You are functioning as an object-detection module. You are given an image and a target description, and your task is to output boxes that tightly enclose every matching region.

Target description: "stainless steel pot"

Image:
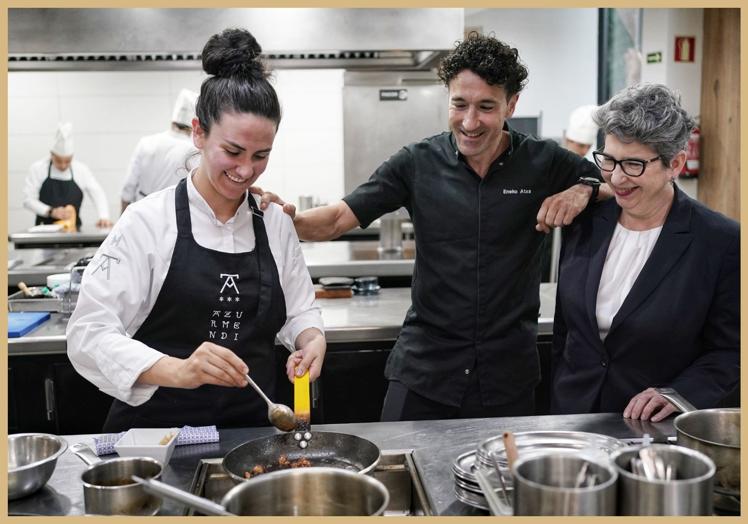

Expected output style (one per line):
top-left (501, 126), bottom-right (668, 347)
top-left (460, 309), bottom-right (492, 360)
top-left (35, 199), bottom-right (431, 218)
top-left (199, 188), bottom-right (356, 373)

top-left (135, 466), bottom-right (390, 516)
top-left (656, 388), bottom-right (740, 497)
top-left (71, 442), bottom-right (163, 516)
top-left (222, 431), bottom-right (381, 482)
top-left (8, 433), bottom-right (68, 500)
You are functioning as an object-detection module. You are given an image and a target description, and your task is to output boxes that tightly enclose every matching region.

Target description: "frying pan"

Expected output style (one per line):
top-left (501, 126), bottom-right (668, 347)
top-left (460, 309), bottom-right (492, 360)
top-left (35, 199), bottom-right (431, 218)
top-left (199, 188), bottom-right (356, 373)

top-left (222, 431), bottom-right (380, 483)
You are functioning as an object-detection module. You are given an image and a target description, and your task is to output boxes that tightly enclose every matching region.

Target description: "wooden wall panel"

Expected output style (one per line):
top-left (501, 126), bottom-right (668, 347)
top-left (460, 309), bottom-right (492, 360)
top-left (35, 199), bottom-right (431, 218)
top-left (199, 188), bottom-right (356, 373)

top-left (698, 8), bottom-right (740, 221)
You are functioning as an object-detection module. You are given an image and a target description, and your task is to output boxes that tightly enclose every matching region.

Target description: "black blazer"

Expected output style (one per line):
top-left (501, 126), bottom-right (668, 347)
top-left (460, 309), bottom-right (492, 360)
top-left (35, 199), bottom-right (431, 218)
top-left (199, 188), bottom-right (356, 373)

top-left (551, 186), bottom-right (739, 414)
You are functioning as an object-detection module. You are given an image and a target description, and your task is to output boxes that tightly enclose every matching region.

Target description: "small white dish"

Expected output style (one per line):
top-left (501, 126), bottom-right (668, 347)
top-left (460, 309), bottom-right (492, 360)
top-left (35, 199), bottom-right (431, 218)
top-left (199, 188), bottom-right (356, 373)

top-left (114, 427), bottom-right (179, 465)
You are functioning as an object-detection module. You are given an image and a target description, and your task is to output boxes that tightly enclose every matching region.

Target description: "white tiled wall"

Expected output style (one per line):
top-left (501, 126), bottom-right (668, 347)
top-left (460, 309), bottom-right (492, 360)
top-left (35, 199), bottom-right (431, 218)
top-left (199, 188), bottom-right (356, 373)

top-left (7, 69), bottom-right (344, 233)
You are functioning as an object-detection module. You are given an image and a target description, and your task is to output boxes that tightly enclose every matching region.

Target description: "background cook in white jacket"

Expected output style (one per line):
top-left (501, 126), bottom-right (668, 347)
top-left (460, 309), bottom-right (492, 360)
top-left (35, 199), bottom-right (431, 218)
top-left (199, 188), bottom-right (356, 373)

top-left (24, 122), bottom-right (112, 228)
top-left (67, 175), bottom-right (324, 406)
top-left (120, 88), bottom-right (199, 212)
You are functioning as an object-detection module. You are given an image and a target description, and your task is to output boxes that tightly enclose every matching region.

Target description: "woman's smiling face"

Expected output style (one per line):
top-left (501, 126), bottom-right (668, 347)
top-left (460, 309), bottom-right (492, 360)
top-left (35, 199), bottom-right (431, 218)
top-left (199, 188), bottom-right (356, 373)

top-left (193, 111), bottom-right (276, 206)
top-left (600, 134), bottom-right (683, 224)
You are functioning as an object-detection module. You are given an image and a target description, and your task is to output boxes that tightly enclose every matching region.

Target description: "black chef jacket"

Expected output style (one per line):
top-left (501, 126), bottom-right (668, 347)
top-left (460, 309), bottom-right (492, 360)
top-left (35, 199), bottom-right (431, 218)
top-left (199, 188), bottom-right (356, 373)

top-left (343, 126), bottom-right (600, 407)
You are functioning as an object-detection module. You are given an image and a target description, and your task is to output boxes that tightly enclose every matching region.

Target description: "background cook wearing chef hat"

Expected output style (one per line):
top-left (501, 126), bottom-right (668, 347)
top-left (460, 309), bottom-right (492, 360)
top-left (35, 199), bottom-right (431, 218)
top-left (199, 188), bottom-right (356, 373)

top-left (563, 104), bottom-right (599, 159)
top-left (51, 121), bottom-right (74, 157)
top-left (120, 88), bottom-right (199, 211)
top-left (171, 88), bottom-right (199, 130)
top-left (22, 121), bottom-right (113, 230)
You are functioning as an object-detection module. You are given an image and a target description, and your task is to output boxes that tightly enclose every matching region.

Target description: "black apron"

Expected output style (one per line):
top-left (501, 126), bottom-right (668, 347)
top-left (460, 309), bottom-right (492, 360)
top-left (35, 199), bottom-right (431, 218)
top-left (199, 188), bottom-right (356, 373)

top-left (36, 160), bottom-right (84, 229)
top-left (103, 178), bottom-right (287, 432)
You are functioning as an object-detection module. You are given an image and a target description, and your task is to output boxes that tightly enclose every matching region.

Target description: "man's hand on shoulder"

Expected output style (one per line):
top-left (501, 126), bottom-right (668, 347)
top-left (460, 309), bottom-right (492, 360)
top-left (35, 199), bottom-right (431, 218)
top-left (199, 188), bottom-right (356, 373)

top-left (535, 184), bottom-right (593, 234)
top-left (249, 186), bottom-right (297, 218)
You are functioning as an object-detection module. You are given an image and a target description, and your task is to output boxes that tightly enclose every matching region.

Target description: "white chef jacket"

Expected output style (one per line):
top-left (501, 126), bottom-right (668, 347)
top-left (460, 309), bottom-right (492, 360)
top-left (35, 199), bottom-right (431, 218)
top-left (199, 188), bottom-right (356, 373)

top-left (23, 157), bottom-right (111, 220)
top-left (67, 173), bottom-right (324, 406)
top-left (120, 129), bottom-right (197, 203)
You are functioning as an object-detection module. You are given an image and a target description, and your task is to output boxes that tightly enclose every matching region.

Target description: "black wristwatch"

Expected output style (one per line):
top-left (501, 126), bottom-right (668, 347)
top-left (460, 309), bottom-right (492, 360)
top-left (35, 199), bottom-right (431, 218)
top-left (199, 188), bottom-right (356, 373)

top-left (577, 176), bottom-right (601, 203)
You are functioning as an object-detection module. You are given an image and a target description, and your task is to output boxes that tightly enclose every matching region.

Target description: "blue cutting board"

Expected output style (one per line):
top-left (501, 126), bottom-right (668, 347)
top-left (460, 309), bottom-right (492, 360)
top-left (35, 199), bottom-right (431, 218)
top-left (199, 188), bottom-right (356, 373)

top-left (8, 312), bottom-right (51, 338)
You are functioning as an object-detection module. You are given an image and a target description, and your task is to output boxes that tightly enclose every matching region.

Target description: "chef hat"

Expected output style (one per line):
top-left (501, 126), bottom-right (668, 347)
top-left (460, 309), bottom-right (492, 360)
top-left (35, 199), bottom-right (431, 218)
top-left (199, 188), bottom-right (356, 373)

top-left (566, 105), bottom-right (599, 145)
top-left (51, 122), bottom-right (74, 156)
top-left (171, 89), bottom-right (199, 127)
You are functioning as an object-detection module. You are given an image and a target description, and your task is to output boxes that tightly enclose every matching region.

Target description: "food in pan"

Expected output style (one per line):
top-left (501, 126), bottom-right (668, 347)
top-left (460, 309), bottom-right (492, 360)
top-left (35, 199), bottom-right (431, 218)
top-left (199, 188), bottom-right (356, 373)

top-left (243, 454), bottom-right (313, 478)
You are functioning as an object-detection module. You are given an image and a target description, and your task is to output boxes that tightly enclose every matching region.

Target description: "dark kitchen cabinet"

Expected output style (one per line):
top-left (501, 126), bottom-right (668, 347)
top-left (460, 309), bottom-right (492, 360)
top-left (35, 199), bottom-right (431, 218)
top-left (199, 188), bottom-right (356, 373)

top-left (8, 357), bottom-right (55, 434)
top-left (50, 361), bottom-right (114, 434)
top-left (8, 354), bottom-right (112, 434)
top-left (316, 342), bottom-right (392, 424)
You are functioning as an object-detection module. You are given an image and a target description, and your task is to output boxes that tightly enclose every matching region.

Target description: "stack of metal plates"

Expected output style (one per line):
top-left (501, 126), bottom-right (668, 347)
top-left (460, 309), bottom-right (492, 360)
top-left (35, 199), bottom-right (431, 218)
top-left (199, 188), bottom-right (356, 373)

top-left (453, 431), bottom-right (626, 512)
top-left (451, 449), bottom-right (490, 510)
top-left (477, 431), bottom-right (625, 476)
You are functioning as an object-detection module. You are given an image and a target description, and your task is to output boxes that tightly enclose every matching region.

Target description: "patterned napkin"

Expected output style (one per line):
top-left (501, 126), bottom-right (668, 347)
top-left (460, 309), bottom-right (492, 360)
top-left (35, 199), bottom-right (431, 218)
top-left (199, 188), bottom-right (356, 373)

top-left (92, 425), bottom-right (219, 456)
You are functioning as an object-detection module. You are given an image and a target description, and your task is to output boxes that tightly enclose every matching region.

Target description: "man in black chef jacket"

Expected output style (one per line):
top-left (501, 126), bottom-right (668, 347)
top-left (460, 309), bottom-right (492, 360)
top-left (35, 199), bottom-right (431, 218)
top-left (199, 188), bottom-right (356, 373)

top-left (262, 33), bottom-right (609, 421)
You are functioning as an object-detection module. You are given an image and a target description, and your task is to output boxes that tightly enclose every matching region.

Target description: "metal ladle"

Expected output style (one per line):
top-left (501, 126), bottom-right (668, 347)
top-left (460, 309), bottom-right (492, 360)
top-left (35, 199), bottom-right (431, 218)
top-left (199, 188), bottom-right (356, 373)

top-left (245, 373), bottom-right (297, 431)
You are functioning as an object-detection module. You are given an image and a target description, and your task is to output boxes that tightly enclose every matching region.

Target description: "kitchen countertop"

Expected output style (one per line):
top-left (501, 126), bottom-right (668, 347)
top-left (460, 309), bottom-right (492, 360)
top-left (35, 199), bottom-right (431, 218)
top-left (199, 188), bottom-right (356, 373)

top-left (9, 227), bottom-right (112, 249)
top-left (8, 285), bottom-right (556, 356)
top-left (8, 247), bottom-right (98, 287)
top-left (8, 412), bottom-right (675, 516)
top-left (301, 239), bottom-right (415, 278)
top-left (9, 240), bottom-right (416, 287)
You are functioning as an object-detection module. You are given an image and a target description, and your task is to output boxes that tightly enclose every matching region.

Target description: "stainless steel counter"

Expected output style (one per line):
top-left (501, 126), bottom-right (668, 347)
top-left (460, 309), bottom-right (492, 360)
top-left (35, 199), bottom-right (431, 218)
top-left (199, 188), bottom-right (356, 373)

top-left (7, 413), bottom-right (675, 516)
top-left (8, 247), bottom-right (98, 287)
top-left (301, 240), bottom-right (415, 278)
top-left (9, 226), bottom-right (112, 249)
top-left (8, 240), bottom-right (414, 288)
top-left (8, 285), bottom-right (556, 355)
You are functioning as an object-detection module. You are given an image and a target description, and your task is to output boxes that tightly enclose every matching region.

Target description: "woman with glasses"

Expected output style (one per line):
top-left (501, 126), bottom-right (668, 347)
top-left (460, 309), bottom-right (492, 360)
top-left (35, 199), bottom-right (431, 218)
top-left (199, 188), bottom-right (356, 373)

top-left (550, 83), bottom-right (739, 421)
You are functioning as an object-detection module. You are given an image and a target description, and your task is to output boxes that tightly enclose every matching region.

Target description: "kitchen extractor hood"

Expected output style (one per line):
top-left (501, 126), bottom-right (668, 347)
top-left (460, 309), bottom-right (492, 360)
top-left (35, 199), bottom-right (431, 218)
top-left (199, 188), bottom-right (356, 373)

top-left (9, 8), bottom-right (464, 71)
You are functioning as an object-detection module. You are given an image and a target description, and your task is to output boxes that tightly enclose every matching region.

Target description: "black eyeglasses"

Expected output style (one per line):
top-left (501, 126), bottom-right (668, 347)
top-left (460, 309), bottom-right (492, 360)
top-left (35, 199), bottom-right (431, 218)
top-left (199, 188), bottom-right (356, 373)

top-left (592, 151), bottom-right (661, 177)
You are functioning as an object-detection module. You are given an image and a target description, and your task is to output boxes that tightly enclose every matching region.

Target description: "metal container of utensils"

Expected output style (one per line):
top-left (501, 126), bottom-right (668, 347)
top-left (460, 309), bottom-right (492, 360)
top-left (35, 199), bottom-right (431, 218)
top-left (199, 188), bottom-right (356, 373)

top-left (511, 452), bottom-right (618, 516)
top-left (611, 443), bottom-right (715, 515)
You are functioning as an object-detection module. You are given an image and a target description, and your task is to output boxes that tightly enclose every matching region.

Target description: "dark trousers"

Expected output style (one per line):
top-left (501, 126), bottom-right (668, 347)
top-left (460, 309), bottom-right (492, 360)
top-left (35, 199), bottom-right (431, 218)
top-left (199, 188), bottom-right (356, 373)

top-left (380, 376), bottom-right (535, 422)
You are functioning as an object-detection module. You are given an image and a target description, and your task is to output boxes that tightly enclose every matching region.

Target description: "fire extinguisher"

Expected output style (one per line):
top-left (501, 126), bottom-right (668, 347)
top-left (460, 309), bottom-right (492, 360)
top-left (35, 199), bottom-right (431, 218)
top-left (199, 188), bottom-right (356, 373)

top-left (681, 126), bottom-right (700, 178)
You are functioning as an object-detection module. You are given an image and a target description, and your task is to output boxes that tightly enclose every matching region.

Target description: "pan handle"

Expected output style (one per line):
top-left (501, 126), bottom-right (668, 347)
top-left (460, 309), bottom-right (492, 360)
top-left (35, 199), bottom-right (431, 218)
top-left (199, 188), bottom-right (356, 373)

top-left (655, 387), bottom-right (697, 413)
top-left (70, 442), bottom-right (102, 466)
top-left (131, 475), bottom-right (234, 516)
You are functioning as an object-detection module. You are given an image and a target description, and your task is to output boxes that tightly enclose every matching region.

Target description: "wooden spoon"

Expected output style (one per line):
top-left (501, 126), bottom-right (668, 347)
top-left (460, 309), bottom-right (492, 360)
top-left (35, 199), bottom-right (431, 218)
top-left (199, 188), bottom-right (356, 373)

top-left (502, 431), bottom-right (519, 472)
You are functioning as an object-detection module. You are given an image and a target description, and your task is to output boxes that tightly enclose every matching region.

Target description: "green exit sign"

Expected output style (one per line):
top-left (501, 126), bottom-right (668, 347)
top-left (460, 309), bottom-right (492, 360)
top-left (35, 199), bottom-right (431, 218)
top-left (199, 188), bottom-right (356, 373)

top-left (647, 52), bottom-right (663, 64)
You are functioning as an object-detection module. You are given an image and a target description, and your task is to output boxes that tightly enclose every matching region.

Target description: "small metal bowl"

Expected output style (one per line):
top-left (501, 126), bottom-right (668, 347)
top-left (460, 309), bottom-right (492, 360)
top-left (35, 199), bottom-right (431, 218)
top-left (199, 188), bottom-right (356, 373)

top-left (8, 433), bottom-right (68, 500)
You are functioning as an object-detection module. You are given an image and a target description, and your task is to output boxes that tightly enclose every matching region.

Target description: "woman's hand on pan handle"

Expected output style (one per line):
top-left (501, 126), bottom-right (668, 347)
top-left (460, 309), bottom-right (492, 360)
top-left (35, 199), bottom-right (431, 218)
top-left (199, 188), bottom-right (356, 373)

top-left (286, 328), bottom-right (327, 383)
top-left (139, 342), bottom-right (250, 389)
top-left (623, 387), bottom-right (678, 422)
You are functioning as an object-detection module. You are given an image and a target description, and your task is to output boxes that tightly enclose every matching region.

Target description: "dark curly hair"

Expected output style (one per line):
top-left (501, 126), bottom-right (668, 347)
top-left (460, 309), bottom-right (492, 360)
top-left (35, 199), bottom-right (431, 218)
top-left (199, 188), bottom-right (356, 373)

top-left (438, 32), bottom-right (528, 98)
top-left (196, 28), bottom-right (281, 134)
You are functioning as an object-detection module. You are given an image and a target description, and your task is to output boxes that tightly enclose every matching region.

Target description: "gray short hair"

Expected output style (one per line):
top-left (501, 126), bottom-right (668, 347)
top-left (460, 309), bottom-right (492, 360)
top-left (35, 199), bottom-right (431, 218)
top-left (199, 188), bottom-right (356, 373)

top-left (594, 83), bottom-right (695, 164)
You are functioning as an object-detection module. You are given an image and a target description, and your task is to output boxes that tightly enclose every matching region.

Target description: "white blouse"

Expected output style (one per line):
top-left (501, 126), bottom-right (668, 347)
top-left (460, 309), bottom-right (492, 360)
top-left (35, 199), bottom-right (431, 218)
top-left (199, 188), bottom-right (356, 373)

top-left (67, 173), bottom-right (323, 406)
top-left (596, 222), bottom-right (663, 340)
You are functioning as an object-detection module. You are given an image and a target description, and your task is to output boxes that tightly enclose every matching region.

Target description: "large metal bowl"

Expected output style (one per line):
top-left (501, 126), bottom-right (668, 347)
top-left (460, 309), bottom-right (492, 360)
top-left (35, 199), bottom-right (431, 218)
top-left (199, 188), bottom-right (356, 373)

top-left (8, 433), bottom-right (68, 500)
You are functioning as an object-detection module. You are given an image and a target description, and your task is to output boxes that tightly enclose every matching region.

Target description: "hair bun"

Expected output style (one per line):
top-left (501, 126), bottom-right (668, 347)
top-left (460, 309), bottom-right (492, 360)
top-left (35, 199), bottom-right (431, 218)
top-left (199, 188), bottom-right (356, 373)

top-left (202, 28), bottom-right (265, 79)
